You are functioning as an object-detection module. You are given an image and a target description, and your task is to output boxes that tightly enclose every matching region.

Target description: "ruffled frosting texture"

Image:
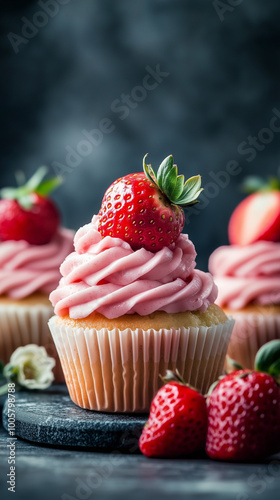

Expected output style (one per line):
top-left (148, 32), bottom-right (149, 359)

top-left (209, 241), bottom-right (280, 309)
top-left (0, 229), bottom-right (74, 299)
top-left (50, 216), bottom-right (217, 319)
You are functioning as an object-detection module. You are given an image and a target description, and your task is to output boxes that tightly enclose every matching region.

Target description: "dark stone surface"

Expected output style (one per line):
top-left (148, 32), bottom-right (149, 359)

top-left (1, 387), bottom-right (280, 500)
top-left (0, 421), bottom-right (280, 500)
top-left (2, 385), bottom-right (147, 451)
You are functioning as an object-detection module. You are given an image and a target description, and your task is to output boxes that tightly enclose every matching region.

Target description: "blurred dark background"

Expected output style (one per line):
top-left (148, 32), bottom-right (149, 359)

top-left (1, 0), bottom-right (280, 270)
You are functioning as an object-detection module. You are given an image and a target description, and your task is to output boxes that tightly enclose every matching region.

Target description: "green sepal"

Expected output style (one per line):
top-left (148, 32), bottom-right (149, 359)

top-left (255, 340), bottom-right (280, 381)
top-left (176, 175), bottom-right (203, 206)
top-left (16, 195), bottom-right (34, 210)
top-left (224, 355), bottom-right (243, 374)
top-left (170, 174), bottom-right (184, 201)
top-left (143, 154), bottom-right (157, 185)
top-left (160, 369), bottom-right (186, 385)
top-left (35, 176), bottom-right (62, 196)
top-left (157, 155), bottom-right (174, 192)
top-left (162, 165), bottom-right (178, 200)
top-left (143, 154), bottom-right (203, 207)
top-left (242, 175), bottom-right (280, 194)
top-left (0, 186), bottom-right (26, 200)
top-left (0, 166), bottom-right (62, 210)
top-left (160, 369), bottom-right (199, 392)
top-left (25, 166), bottom-right (49, 192)
top-left (205, 375), bottom-right (225, 399)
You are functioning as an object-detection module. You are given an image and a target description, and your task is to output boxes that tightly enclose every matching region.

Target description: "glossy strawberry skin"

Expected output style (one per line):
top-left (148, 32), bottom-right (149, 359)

top-left (98, 173), bottom-right (185, 252)
top-left (0, 194), bottom-right (60, 245)
top-left (228, 191), bottom-right (280, 245)
top-left (206, 370), bottom-right (280, 461)
top-left (139, 382), bottom-right (207, 457)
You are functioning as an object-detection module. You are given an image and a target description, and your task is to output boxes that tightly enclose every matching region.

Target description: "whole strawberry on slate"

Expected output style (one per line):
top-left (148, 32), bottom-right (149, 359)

top-left (206, 340), bottom-right (280, 461)
top-left (139, 371), bottom-right (207, 458)
top-left (228, 176), bottom-right (280, 246)
top-left (98, 154), bottom-right (202, 252)
top-left (0, 167), bottom-right (61, 245)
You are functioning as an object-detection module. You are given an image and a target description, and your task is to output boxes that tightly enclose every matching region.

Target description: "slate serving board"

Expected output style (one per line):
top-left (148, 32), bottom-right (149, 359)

top-left (2, 384), bottom-right (148, 451)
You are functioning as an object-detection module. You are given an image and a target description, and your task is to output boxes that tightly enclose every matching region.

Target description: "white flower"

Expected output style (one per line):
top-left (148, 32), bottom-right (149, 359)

top-left (4, 344), bottom-right (55, 389)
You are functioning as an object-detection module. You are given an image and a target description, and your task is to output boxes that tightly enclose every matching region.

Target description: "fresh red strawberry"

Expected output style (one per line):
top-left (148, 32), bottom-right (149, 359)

top-left (98, 154), bottom-right (202, 252)
top-left (206, 340), bottom-right (280, 461)
top-left (0, 167), bottom-right (61, 245)
top-left (139, 371), bottom-right (207, 457)
top-left (228, 176), bottom-right (280, 245)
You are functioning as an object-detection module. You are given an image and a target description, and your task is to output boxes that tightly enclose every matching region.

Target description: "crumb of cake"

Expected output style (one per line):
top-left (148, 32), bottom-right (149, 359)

top-left (0, 293), bottom-right (52, 307)
top-left (56, 303), bottom-right (228, 331)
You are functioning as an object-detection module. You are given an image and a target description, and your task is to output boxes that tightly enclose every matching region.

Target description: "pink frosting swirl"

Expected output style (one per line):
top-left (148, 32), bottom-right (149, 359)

top-left (50, 216), bottom-right (217, 319)
top-left (0, 229), bottom-right (74, 299)
top-left (209, 241), bottom-right (280, 309)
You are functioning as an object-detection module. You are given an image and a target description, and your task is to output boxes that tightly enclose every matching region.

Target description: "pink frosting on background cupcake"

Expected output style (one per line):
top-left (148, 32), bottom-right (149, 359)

top-left (209, 241), bottom-right (280, 309)
top-left (0, 228), bottom-right (74, 299)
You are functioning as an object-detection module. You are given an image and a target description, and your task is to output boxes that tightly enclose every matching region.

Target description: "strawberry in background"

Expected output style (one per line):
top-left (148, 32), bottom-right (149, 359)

top-left (0, 166), bottom-right (61, 245)
top-left (206, 340), bottom-right (280, 461)
top-left (0, 167), bottom-right (73, 383)
top-left (228, 176), bottom-right (280, 246)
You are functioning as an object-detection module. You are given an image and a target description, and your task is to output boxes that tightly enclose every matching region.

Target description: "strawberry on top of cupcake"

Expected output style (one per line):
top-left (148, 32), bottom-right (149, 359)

top-left (0, 167), bottom-right (74, 299)
top-left (50, 154), bottom-right (218, 319)
top-left (0, 167), bottom-right (74, 381)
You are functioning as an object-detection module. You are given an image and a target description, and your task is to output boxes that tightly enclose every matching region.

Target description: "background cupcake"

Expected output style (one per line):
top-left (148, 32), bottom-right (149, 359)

top-left (49, 155), bottom-right (234, 412)
top-left (209, 177), bottom-right (280, 369)
top-left (0, 167), bottom-right (74, 380)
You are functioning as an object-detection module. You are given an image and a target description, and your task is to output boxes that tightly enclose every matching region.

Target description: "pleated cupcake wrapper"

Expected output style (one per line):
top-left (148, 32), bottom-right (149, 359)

top-left (226, 312), bottom-right (280, 370)
top-left (49, 316), bottom-right (234, 413)
top-left (0, 303), bottom-right (64, 381)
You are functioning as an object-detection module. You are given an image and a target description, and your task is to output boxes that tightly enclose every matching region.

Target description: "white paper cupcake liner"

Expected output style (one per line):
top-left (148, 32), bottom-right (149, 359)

top-left (49, 316), bottom-right (234, 413)
top-left (225, 312), bottom-right (280, 369)
top-left (0, 303), bottom-right (63, 381)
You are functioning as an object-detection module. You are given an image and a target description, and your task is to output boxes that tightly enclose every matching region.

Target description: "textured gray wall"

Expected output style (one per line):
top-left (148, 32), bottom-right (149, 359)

top-left (1, 0), bottom-right (280, 270)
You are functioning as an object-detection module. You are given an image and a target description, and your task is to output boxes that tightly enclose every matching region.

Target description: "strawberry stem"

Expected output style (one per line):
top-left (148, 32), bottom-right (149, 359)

top-left (205, 375), bottom-right (225, 399)
top-left (255, 340), bottom-right (280, 383)
top-left (160, 369), bottom-right (199, 392)
top-left (242, 175), bottom-right (280, 194)
top-left (224, 355), bottom-right (244, 374)
top-left (0, 167), bottom-right (62, 210)
top-left (143, 154), bottom-right (203, 207)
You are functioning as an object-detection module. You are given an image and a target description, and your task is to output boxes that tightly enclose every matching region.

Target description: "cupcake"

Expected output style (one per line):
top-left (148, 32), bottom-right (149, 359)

top-left (49, 154), bottom-right (234, 412)
top-left (209, 176), bottom-right (280, 369)
top-left (0, 167), bottom-right (74, 380)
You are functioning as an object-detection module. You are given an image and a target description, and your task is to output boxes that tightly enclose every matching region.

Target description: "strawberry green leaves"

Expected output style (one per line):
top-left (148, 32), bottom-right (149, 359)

top-left (0, 167), bottom-right (62, 210)
top-left (143, 154), bottom-right (203, 207)
top-left (143, 154), bottom-right (157, 185)
top-left (255, 339), bottom-right (280, 383)
top-left (242, 175), bottom-right (280, 194)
